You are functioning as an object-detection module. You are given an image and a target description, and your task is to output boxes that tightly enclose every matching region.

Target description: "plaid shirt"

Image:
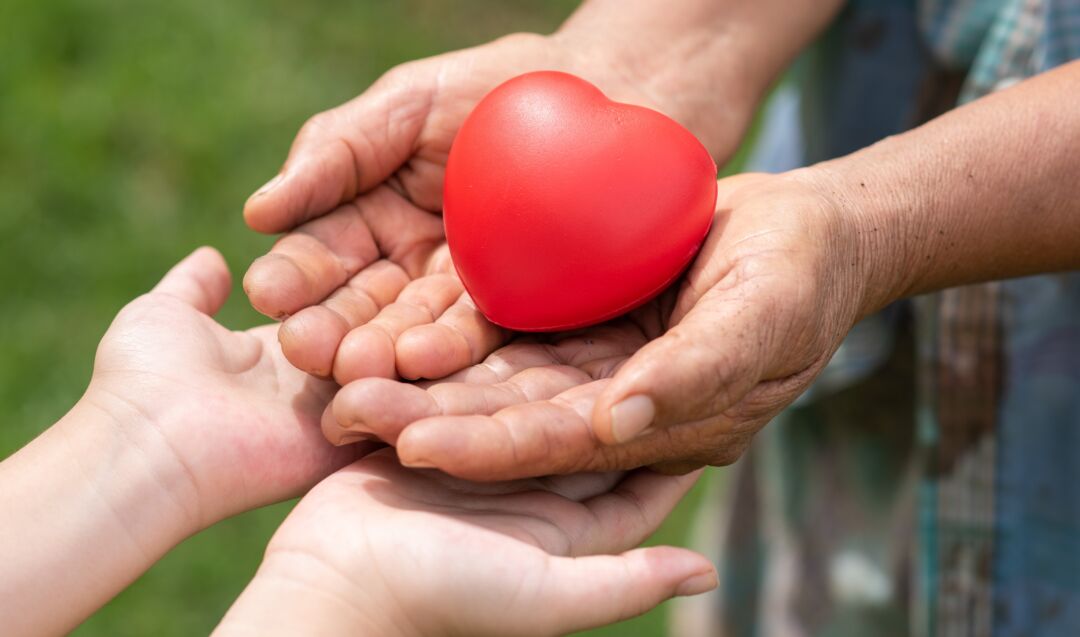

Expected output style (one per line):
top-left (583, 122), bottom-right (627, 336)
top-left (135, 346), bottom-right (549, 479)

top-left (672, 2), bottom-right (1080, 636)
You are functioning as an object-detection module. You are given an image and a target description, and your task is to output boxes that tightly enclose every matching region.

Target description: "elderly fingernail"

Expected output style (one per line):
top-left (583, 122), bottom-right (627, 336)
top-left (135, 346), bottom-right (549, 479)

top-left (610, 395), bottom-right (656, 444)
top-left (675, 570), bottom-right (718, 597)
top-left (401, 456), bottom-right (437, 469)
top-left (253, 173), bottom-right (284, 198)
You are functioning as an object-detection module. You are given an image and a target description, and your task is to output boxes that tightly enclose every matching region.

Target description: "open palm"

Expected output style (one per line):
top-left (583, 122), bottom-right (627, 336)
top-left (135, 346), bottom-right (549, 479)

top-left (89, 248), bottom-right (364, 526)
top-left (219, 450), bottom-right (714, 637)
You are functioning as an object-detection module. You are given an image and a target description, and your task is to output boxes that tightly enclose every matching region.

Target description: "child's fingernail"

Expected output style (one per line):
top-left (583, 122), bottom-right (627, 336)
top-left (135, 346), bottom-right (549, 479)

top-left (252, 173), bottom-right (284, 198)
top-left (675, 570), bottom-right (718, 597)
top-left (610, 395), bottom-right (656, 444)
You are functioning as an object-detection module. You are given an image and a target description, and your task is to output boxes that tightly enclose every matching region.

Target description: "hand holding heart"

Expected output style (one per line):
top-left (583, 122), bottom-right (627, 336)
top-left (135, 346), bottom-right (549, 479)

top-left (241, 34), bottom-right (693, 385)
top-left (326, 173), bottom-right (868, 479)
top-left (241, 39), bottom-right (862, 475)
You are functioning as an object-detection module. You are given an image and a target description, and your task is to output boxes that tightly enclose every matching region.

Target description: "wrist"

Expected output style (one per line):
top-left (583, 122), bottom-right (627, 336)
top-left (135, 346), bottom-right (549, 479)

top-left (550, 16), bottom-right (760, 160)
top-left (787, 159), bottom-right (917, 319)
top-left (216, 549), bottom-right (412, 637)
top-left (75, 386), bottom-right (207, 532)
top-left (0, 397), bottom-right (201, 635)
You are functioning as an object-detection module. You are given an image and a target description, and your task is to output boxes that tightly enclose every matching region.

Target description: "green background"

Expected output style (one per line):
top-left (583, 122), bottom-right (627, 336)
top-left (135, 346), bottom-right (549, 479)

top-left (1, 1), bottom-right (744, 634)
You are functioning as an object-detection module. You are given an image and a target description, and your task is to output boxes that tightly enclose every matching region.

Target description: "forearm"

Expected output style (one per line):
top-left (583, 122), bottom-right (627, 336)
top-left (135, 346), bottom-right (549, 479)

top-left (803, 60), bottom-right (1080, 315)
top-left (554, 0), bottom-right (844, 156)
top-left (0, 399), bottom-right (198, 635)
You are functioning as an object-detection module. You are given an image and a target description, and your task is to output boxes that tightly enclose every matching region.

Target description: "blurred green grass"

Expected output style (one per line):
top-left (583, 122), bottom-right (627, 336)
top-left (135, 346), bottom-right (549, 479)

top-left (1, 1), bottom-right (743, 634)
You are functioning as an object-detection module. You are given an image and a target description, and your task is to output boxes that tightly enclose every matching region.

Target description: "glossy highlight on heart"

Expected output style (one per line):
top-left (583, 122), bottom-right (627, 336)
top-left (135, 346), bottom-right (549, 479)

top-left (443, 71), bottom-right (718, 331)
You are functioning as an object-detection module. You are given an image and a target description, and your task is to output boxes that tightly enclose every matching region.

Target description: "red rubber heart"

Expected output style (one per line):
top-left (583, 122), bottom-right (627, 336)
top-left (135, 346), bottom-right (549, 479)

top-left (443, 71), bottom-right (717, 332)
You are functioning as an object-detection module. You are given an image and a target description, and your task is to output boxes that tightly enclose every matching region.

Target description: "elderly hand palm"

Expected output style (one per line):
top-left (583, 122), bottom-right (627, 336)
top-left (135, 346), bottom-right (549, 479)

top-left (242, 34), bottom-right (665, 384)
top-left (325, 175), bottom-right (865, 480)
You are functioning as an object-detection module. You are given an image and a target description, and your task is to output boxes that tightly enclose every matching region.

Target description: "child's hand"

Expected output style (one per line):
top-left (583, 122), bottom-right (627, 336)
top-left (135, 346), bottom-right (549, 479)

top-left (86, 247), bottom-right (364, 527)
top-left (215, 451), bottom-right (716, 637)
top-left (1, 247), bottom-right (369, 635)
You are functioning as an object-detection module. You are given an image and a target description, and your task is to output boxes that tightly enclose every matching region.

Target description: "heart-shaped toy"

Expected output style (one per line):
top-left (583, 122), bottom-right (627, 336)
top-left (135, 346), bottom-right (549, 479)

top-left (443, 71), bottom-right (717, 331)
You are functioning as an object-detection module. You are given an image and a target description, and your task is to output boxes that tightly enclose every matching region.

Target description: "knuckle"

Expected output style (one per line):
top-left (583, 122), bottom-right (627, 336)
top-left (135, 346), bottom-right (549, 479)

top-left (298, 110), bottom-right (337, 140)
top-left (380, 60), bottom-right (416, 85)
top-left (707, 440), bottom-right (750, 466)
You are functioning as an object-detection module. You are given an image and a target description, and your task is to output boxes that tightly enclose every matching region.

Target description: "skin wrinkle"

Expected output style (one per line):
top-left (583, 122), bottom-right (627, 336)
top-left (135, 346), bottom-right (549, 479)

top-left (580, 355), bottom-right (628, 380)
top-left (492, 514), bottom-right (574, 557)
top-left (507, 403), bottom-right (549, 469)
top-left (357, 525), bottom-right (426, 637)
top-left (250, 330), bottom-right (287, 394)
top-left (492, 551), bottom-right (534, 630)
top-left (261, 252), bottom-right (330, 305)
top-left (387, 61), bottom-right (451, 210)
top-left (396, 297), bottom-right (439, 325)
top-left (257, 548), bottom-right (381, 628)
top-left (348, 260), bottom-right (410, 300)
top-left (367, 478), bottom-right (580, 557)
top-left (507, 368), bottom-right (563, 403)
top-left (351, 196), bottom-right (439, 276)
top-left (480, 352), bottom-right (522, 383)
top-left (444, 319), bottom-right (478, 367)
top-left (324, 287), bottom-right (376, 326)
top-left (279, 233), bottom-right (351, 286)
top-left (88, 382), bottom-right (206, 529)
top-left (68, 398), bottom-right (196, 560)
top-left (606, 483), bottom-right (653, 540)
top-left (348, 87), bottom-right (404, 190)
top-left (313, 203), bottom-right (381, 271)
top-left (386, 72), bottom-right (435, 159)
top-left (291, 118), bottom-right (358, 220)
top-left (300, 206), bottom-right (367, 276)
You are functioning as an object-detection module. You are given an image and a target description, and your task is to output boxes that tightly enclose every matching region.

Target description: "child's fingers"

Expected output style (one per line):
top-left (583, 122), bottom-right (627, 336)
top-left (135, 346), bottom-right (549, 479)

top-left (394, 294), bottom-right (510, 381)
top-left (152, 247), bottom-right (232, 316)
top-left (575, 469), bottom-right (702, 554)
top-left (524, 547), bottom-right (717, 636)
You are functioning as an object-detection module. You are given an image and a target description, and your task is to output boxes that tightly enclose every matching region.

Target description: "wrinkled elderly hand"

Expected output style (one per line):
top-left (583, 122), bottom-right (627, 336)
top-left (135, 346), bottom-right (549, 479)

top-left (238, 0), bottom-right (762, 384)
top-left (240, 33), bottom-right (693, 384)
top-left (324, 174), bottom-right (870, 479)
